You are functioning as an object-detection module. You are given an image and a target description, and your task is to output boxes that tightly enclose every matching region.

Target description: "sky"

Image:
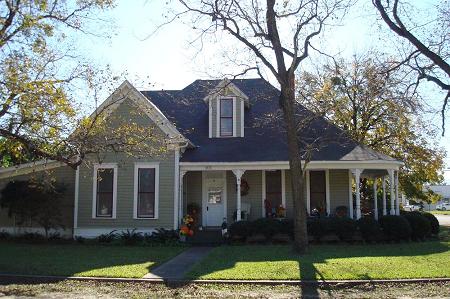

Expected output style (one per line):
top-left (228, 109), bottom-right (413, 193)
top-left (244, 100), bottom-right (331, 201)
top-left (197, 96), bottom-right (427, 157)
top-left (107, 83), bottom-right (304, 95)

top-left (76, 0), bottom-right (450, 184)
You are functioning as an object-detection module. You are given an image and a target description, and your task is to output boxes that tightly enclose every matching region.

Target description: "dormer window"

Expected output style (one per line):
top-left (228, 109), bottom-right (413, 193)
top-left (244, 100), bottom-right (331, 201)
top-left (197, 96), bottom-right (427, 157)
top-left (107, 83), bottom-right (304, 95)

top-left (220, 98), bottom-right (233, 137)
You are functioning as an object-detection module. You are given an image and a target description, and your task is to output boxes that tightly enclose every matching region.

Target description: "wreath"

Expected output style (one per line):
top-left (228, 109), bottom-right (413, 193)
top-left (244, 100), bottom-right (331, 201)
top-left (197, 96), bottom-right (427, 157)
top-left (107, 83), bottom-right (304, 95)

top-left (240, 178), bottom-right (250, 196)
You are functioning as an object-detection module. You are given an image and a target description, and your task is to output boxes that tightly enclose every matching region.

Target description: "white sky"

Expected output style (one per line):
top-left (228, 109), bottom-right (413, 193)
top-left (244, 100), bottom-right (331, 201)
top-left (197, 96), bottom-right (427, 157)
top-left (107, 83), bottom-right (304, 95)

top-left (76, 0), bottom-right (450, 183)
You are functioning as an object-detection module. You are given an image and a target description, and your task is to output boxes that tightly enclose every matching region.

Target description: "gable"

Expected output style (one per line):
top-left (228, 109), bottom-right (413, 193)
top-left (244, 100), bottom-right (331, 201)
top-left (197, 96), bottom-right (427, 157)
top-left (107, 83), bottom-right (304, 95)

top-left (92, 80), bottom-right (190, 146)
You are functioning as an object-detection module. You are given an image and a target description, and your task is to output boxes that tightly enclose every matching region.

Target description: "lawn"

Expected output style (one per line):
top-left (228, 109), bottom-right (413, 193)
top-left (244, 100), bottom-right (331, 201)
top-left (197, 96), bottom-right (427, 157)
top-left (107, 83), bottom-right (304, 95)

top-left (187, 237), bottom-right (450, 280)
top-left (431, 210), bottom-right (450, 215)
top-left (0, 243), bottom-right (185, 278)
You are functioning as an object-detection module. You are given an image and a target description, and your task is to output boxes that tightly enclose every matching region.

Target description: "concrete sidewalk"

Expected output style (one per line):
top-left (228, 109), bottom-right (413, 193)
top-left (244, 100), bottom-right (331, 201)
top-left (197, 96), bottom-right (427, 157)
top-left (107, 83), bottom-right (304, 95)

top-left (143, 246), bottom-right (214, 280)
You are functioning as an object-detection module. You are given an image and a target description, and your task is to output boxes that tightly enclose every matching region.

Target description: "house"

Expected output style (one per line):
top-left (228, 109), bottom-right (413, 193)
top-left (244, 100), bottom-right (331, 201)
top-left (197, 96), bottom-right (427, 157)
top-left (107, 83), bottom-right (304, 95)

top-left (0, 79), bottom-right (403, 238)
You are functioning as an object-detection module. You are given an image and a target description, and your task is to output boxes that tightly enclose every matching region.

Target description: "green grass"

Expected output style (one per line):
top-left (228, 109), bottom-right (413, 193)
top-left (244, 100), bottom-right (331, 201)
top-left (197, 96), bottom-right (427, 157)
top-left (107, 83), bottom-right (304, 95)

top-left (187, 240), bottom-right (450, 280)
top-left (430, 210), bottom-right (450, 215)
top-left (0, 243), bottom-right (185, 278)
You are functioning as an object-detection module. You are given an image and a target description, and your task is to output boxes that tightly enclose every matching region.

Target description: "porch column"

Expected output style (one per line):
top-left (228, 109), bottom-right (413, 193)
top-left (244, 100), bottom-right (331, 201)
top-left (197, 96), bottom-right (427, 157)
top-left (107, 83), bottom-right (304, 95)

top-left (325, 169), bottom-right (330, 216)
top-left (382, 176), bottom-right (387, 216)
top-left (178, 171), bottom-right (187, 225)
top-left (352, 169), bottom-right (362, 219)
top-left (395, 170), bottom-right (400, 215)
top-left (373, 178), bottom-right (378, 220)
top-left (348, 170), bottom-right (353, 219)
top-left (388, 169), bottom-right (395, 215)
top-left (232, 169), bottom-right (245, 221)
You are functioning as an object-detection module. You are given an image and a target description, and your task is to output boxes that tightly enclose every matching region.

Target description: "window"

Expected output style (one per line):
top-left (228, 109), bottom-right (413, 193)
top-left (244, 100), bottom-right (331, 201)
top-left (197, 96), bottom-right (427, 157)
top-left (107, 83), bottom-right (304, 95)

top-left (264, 170), bottom-right (282, 217)
top-left (220, 98), bottom-right (233, 136)
top-left (310, 171), bottom-right (326, 215)
top-left (134, 163), bottom-right (159, 219)
top-left (93, 164), bottom-right (117, 219)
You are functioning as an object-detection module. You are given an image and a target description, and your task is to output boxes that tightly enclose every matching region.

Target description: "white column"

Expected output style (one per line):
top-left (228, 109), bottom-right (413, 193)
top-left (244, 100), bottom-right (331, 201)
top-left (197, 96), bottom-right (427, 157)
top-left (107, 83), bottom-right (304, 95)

top-left (353, 169), bottom-right (362, 219)
top-left (388, 169), bottom-right (395, 215)
top-left (382, 176), bottom-right (387, 216)
top-left (395, 170), bottom-right (400, 215)
top-left (373, 178), bottom-right (378, 220)
top-left (306, 170), bottom-right (311, 215)
top-left (261, 170), bottom-right (266, 217)
top-left (179, 171), bottom-right (187, 225)
top-left (232, 169), bottom-right (245, 221)
top-left (348, 170), bottom-right (353, 219)
top-left (325, 169), bottom-right (330, 216)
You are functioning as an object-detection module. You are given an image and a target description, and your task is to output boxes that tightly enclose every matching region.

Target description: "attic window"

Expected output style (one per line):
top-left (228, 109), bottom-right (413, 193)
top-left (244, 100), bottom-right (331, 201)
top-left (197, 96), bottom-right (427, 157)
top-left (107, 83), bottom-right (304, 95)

top-left (220, 98), bottom-right (233, 136)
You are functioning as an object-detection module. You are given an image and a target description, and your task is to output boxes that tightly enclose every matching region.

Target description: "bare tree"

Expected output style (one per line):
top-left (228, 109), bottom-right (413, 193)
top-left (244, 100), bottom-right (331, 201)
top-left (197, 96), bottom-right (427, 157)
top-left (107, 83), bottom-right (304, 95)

top-left (162, 0), bottom-right (351, 252)
top-left (373, 0), bottom-right (450, 133)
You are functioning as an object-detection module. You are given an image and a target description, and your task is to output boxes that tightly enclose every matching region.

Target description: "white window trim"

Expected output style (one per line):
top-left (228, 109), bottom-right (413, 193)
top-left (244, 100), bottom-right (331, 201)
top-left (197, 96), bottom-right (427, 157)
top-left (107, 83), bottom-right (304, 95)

top-left (217, 96), bottom-right (237, 138)
top-left (240, 99), bottom-right (244, 137)
top-left (92, 163), bottom-right (118, 219)
top-left (208, 100), bottom-right (212, 138)
top-left (133, 162), bottom-right (160, 220)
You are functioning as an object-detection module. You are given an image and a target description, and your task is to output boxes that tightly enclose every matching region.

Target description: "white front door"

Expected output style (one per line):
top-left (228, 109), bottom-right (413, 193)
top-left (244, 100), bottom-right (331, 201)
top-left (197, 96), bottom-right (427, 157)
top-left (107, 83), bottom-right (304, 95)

top-left (203, 171), bottom-right (226, 227)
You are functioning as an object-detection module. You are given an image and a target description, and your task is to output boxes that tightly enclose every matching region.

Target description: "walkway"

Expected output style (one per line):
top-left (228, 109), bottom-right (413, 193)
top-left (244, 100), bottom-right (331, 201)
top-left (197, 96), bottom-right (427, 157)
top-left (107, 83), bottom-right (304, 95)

top-left (143, 246), bottom-right (214, 280)
top-left (435, 215), bottom-right (450, 227)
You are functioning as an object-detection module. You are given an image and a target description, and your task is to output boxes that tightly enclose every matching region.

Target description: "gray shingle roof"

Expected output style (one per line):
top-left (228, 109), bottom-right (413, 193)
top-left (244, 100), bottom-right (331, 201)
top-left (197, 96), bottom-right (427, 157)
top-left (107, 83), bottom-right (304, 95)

top-left (142, 79), bottom-right (397, 163)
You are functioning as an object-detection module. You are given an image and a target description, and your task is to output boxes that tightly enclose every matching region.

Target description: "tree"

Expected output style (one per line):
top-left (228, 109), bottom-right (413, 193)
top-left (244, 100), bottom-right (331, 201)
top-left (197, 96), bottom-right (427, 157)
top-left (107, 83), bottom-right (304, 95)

top-left (162, 0), bottom-right (351, 252)
top-left (298, 54), bottom-right (445, 203)
top-left (373, 0), bottom-right (450, 133)
top-left (0, 179), bottom-right (65, 238)
top-left (0, 0), bottom-right (161, 169)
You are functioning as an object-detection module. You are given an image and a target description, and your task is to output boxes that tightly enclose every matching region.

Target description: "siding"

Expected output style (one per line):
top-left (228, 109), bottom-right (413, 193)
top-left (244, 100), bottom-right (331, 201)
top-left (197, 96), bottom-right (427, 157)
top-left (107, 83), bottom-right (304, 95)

top-left (184, 171), bottom-right (202, 225)
top-left (329, 169), bottom-right (350, 215)
top-left (226, 170), bottom-right (262, 221)
top-left (0, 166), bottom-right (75, 232)
top-left (76, 98), bottom-right (176, 230)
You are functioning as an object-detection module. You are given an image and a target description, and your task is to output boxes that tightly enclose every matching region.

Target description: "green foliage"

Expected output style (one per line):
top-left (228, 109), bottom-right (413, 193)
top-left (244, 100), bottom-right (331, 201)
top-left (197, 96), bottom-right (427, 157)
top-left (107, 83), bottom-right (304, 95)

top-left (307, 218), bottom-right (330, 240)
top-left (422, 212), bottom-right (440, 235)
top-left (330, 217), bottom-right (357, 240)
top-left (229, 221), bottom-right (254, 239)
top-left (379, 215), bottom-right (412, 241)
top-left (403, 212), bottom-right (432, 240)
top-left (252, 218), bottom-right (282, 239)
top-left (0, 179), bottom-right (65, 237)
top-left (144, 228), bottom-right (179, 244)
top-left (356, 217), bottom-right (382, 241)
top-left (97, 231), bottom-right (117, 243)
top-left (120, 229), bottom-right (144, 246)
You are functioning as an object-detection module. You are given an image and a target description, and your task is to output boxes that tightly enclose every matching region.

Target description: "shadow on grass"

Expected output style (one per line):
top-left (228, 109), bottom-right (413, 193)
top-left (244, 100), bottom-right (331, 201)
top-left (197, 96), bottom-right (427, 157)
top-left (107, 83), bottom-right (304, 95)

top-left (183, 240), bottom-right (449, 297)
top-left (0, 241), bottom-right (186, 284)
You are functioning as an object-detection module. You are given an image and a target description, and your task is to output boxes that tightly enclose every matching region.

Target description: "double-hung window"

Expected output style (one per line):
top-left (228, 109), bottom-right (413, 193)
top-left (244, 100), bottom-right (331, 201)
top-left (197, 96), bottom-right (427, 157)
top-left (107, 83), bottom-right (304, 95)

top-left (93, 164), bottom-right (117, 218)
top-left (134, 163), bottom-right (159, 219)
top-left (220, 98), bottom-right (233, 137)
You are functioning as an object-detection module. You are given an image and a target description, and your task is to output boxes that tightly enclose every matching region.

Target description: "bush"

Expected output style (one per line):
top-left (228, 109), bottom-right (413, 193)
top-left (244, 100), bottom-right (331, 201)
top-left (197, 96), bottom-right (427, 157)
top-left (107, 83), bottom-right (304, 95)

top-left (379, 215), bottom-right (412, 241)
top-left (422, 212), bottom-right (440, 235)
top-left (330, 217), bottom-right (357, 240)
top-left (16, 232), bottom-right (46, 243)
top-left (229, 221), bottom-right (254, 239)
top-left (120, 229), bottom-right (143, 246)
top-left (357, 217), bottom-right (382, 241)
top-left (335, 206), bottom-right (348, 218)
top-left (97, 230), bottom-right (117, 243)
top-left (0, 230), bottom-right (11, 240)
top-left (279, 218), bottom-right (294, 237)
top-left (75, 236), bottom-right (85, 243)
top-left (307, 218), bottom-right (329, 240)
top-left (252, 218), bottom-right (282, 239)
top-left (403, 212), bottom-right (431, 240)
top-left (145, 228), bottom-right (179, 244)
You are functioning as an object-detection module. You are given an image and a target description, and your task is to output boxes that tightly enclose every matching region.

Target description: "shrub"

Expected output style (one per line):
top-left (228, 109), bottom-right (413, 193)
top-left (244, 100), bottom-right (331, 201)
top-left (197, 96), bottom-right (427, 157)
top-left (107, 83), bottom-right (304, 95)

top-left (379, 215), bottom-right (412, 241)
top-left (229, 221), bottom-right (253, 239)
top-left (145, 228), bottom-right (179, 244)
top-left (252, 218), bottom-right (282, 239)
top-left (357, 217), bottom-right (382, 241)
top-left (16, 232), bottom-right (46, 243)
top-left (307, 218), bottom-right (329, 240)
top-left (120, 229), bottom-right (144, 246)
top-left (75, 236), bottom-right (85, 243)
top-left (403, 212), bottom-right (431, 240)
top-left (279, 218), bottom-right (294, 237)
top-left (0, 230), bottom-right (11, 240)
top-left (97, 230), bottom-right (117, 243)
top-left (330, 217), bottom-right (357, 240)
top-left (422, 212), bottom-right (440, 235)
top-left (335, 206), bottom-right (348, 218)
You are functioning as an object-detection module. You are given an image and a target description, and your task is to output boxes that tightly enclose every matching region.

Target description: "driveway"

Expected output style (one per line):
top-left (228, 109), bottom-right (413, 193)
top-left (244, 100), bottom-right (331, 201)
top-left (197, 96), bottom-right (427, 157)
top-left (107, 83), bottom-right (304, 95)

top-left (435, 214), bottom-right (450, 227)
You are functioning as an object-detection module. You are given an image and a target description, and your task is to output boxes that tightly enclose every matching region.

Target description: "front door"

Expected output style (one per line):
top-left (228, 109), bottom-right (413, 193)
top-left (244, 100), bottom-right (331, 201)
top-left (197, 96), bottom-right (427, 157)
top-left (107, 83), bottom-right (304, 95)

top-left (203, 171), bottom-right (226, 227)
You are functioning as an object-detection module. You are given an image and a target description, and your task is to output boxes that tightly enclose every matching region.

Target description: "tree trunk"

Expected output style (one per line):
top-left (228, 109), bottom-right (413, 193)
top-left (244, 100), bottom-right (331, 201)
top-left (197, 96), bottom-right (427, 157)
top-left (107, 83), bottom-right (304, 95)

top-left (280, 76), bottom-right (308, 254)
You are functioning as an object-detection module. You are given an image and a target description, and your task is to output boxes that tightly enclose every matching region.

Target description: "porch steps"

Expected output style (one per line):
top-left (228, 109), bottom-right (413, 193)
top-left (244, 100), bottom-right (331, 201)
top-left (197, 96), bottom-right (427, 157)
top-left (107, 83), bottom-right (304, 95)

top-left (187, 229), bottom-right (224, 246)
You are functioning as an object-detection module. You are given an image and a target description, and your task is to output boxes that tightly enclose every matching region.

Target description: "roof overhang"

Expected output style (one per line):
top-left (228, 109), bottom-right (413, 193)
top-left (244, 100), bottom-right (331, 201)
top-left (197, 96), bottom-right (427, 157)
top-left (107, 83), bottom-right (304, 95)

top-left (0, 160), bottom-right (65, 179)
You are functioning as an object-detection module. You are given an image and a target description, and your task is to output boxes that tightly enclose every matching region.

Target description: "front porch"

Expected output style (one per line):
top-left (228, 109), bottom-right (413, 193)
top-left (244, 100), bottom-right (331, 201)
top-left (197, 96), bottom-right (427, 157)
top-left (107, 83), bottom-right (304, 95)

top-left (177, 161), bottom-right (403, 230)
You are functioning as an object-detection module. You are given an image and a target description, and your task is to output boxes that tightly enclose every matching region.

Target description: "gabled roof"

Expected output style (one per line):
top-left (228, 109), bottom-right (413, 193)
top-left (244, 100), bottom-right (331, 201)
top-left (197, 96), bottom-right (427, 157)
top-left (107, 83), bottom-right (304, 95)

top-left (203, 78), bottom-right (250, 107)
top-left (142, 78), bottom-right (401, 164)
